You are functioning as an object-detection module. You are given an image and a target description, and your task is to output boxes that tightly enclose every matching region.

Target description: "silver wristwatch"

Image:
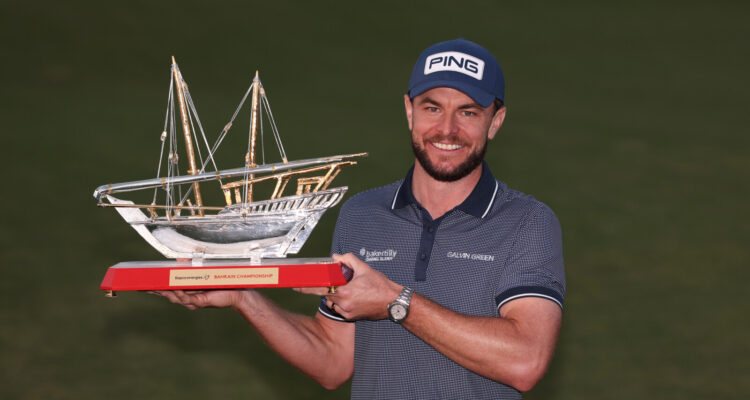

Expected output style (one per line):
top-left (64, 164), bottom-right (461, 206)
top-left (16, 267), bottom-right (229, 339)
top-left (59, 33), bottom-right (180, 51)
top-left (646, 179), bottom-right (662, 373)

top-left (387, 286), bottom-right (414, 324)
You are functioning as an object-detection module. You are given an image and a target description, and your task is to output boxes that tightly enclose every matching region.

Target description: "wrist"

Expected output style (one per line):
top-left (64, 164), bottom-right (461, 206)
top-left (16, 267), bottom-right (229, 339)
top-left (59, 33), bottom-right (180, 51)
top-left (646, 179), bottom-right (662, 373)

top-left (387, 286), bottom-right (414, 324)
top-left (389, 282), bottom-right (403, 302)
top-left (382, 282), bottom-right (403, 318)
top-left (231, 289), bottom-right (255, 313)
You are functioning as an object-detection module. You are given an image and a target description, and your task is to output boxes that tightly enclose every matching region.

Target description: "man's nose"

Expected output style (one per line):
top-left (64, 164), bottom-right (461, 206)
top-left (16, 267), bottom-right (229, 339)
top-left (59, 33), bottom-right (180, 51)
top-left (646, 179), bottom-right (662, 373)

top-left (437, 113), bottom-right (459, 135)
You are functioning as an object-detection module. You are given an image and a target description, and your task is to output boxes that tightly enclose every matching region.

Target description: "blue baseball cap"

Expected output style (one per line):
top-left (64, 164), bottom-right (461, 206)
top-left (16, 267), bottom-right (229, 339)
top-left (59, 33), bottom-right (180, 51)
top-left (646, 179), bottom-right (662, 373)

top-left (408, 38), bottom-right (505, 107)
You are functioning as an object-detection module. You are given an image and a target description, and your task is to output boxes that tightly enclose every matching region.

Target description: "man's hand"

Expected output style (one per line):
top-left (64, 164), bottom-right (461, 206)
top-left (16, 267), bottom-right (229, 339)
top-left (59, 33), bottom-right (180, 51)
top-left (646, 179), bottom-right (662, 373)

top-left (295, 253), bottom-right (402, 320)
top-left (151, 289), bottom-right (244, 311)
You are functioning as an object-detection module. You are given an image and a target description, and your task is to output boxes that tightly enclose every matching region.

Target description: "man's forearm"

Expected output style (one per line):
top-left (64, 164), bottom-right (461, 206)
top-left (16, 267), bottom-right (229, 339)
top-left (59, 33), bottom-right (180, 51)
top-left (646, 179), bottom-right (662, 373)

top-left (312, 253), bottom-right (562, 391)
top-left (232, 290), bottom-right (354, 389)
top-left (402, 294), bottom-right (561, 392)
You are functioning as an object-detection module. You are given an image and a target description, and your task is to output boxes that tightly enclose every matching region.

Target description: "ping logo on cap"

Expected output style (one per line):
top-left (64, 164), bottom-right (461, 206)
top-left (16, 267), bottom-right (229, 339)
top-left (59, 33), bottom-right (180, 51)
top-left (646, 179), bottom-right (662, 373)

top-left (424, 51), bottom-right (485, 80)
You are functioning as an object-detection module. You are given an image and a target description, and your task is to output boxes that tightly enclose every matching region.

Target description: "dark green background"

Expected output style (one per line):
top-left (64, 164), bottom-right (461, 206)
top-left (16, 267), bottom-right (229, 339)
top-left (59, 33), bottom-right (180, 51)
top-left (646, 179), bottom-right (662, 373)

top-left (1, 1), bottom-right (748, 398)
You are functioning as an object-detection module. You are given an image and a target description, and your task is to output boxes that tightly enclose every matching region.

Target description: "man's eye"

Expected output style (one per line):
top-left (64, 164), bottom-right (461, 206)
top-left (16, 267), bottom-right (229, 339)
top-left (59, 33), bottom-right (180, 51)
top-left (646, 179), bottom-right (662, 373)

top-left (426, 107), bottom-right (439, 112)
top-left (462, 111), bottom-right (476, 117)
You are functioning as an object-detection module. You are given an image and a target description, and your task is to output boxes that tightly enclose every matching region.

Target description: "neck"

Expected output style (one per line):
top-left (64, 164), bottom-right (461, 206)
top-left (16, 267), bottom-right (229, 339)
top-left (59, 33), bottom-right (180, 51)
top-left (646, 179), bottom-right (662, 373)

top-left (411, 161), bottom-right (483, 220)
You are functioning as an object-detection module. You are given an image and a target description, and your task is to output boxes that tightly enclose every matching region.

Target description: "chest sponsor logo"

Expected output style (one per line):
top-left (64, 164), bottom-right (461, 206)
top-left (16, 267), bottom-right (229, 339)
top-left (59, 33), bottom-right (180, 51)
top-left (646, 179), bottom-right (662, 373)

top-left (446, 251), bottom-right (495, 262)
top-left (360, 247), bottom-right (398, 262)
top-left (424, 51), bottom-right (485, 80)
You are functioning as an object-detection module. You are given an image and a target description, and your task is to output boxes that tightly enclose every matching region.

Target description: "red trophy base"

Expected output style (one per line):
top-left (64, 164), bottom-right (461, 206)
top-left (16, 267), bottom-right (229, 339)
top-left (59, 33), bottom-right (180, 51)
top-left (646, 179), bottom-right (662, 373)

top-left (100, 258), bottom-right (350, 297)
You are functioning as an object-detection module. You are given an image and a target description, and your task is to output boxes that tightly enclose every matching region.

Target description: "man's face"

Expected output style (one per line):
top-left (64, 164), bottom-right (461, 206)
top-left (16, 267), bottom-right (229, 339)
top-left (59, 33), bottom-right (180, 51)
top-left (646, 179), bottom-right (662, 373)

top-left (405, 87), bottom-right (505, 182)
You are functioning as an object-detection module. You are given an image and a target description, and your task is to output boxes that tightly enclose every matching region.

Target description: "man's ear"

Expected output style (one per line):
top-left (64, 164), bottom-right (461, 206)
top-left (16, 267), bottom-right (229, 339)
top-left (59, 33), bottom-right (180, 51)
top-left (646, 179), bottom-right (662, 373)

top-left (487, 106), bottom-right (506, 140)
top-left (404, 94), bottom-right (413, 131)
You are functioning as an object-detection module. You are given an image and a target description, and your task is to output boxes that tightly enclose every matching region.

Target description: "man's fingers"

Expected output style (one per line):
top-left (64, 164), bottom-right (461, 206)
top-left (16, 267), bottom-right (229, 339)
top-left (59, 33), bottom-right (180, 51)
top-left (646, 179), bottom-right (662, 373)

top-left (294, 287), bottom-right (334, 296)
top-left (333, 253), bottom-right (368, 274)
top-left (332, 253), bottom-right (353, 267)
top-left (173, 290), bottom-right (194, 303)
top-left (154, 290), bottom-right (181, 304)
top-left (152, 290), bottom-right (200, 309)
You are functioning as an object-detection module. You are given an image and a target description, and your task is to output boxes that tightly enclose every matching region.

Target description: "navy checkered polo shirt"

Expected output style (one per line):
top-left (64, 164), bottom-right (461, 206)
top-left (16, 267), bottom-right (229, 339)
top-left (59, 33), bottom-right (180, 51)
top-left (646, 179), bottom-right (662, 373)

top-left (319, 162), bottom-right (565, 399)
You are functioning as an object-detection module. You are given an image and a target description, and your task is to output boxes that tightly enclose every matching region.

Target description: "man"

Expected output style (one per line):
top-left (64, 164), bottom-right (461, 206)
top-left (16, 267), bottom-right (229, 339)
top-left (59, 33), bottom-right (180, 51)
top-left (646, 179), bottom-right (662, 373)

top-left (156, 38), bottom-right (565, 399)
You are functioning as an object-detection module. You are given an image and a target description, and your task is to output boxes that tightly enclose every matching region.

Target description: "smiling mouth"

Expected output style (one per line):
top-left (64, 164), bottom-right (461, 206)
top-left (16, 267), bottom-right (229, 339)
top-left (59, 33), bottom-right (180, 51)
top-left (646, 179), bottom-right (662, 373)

top-left (431, 142), bottom-right (463, 151)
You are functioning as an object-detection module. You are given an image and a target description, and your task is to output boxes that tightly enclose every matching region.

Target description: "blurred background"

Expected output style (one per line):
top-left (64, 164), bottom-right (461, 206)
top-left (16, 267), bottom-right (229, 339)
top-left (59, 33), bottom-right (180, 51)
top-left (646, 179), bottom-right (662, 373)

top-left (1, 0), bottom-right (748, 398)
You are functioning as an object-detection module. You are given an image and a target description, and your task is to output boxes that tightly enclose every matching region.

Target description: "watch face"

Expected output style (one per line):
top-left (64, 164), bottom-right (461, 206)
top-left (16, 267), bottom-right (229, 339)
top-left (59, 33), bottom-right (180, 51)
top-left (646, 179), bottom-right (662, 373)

top-left (390, 304), bottom-right (407, 321)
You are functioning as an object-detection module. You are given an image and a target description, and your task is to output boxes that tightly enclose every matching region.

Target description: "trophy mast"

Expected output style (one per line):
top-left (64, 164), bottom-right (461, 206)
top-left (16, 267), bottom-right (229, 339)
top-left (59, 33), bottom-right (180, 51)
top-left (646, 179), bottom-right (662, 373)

top-left (171, 56), bottom-right (204, 216)
top-left (244, 71), bottom-right (262, 206)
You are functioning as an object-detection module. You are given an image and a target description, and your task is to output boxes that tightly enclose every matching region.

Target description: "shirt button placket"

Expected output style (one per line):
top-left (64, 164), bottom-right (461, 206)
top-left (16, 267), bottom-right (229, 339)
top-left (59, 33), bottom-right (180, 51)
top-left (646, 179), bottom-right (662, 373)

top-left (415, 215), bottom-right (438, 281)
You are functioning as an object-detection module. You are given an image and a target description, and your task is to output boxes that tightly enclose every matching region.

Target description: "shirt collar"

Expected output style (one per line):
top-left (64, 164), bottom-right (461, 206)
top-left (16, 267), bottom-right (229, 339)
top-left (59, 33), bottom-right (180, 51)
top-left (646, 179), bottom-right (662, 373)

top-left (391, 160), bottom-right (500, 219)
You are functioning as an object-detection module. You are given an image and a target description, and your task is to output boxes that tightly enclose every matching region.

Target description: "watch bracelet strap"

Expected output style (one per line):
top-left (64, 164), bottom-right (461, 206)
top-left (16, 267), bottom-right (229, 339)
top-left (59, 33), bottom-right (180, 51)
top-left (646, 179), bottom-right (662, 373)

top-left (395, 286), bottom-right (413, 306)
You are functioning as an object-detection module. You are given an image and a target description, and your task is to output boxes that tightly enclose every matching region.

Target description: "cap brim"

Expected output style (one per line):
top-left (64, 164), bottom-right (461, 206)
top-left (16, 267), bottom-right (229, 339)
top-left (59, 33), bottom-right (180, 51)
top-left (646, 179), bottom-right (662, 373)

top-left (408, 80), bottom-right (495, 108)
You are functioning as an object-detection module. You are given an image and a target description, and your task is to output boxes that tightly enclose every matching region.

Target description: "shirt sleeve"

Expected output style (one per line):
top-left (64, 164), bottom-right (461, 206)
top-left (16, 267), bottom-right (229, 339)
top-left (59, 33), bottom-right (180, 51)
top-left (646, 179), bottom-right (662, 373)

top-left (495, 202), bottom-right (566, 311)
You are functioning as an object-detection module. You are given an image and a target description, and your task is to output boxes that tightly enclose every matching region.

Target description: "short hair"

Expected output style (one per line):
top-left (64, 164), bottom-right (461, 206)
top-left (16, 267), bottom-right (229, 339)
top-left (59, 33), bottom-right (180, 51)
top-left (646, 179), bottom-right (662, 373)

top-left (492, 99), bottom-right (505, 114)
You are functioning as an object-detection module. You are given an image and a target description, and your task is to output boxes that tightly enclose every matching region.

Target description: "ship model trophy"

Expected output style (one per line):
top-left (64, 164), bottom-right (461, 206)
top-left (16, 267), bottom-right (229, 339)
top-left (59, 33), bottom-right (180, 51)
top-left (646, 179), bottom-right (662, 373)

top-left (95, 58), bottom-right (365, 297)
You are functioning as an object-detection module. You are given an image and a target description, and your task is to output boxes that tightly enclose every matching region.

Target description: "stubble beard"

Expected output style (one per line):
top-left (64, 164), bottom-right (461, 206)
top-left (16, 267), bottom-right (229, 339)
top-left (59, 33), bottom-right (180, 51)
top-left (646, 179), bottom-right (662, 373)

top-left (411, 136), bottom-right (487, 182)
